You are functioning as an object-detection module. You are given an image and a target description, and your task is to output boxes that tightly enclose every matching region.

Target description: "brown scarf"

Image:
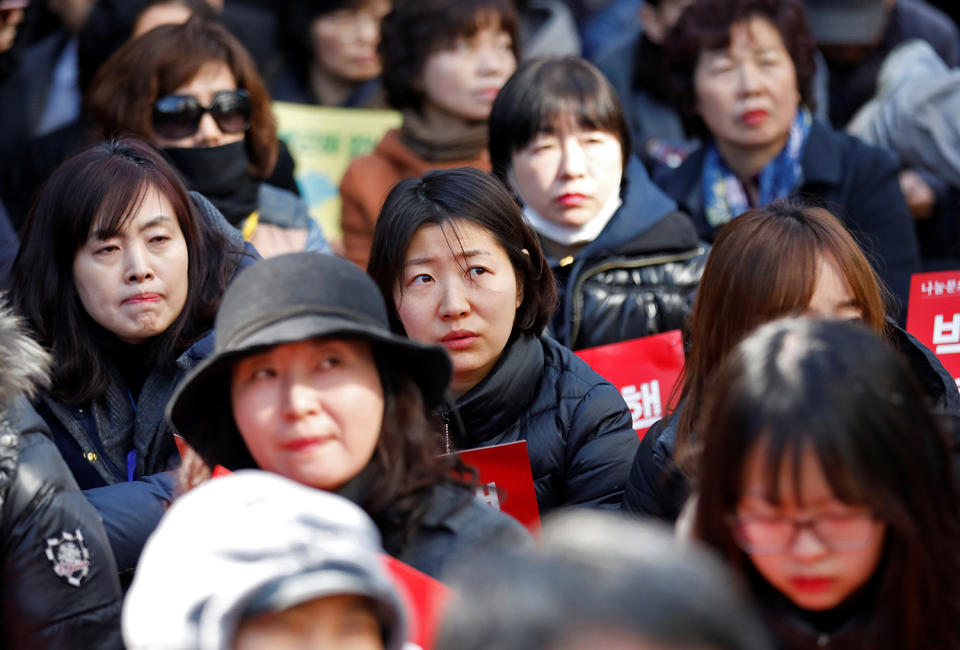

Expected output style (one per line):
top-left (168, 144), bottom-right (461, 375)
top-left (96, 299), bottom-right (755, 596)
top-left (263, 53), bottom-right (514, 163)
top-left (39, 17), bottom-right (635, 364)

top-left (400, 108), bottom-right (488, 162)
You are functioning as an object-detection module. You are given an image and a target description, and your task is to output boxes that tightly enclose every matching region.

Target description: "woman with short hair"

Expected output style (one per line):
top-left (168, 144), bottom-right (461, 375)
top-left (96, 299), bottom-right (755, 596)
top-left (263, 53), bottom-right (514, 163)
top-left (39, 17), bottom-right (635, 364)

top-left (368, 167), bottom-right (638, 513)
top-left (488, 56), bottom-right (707, 350)
top-left (655, 0), bottom-right (919, 321)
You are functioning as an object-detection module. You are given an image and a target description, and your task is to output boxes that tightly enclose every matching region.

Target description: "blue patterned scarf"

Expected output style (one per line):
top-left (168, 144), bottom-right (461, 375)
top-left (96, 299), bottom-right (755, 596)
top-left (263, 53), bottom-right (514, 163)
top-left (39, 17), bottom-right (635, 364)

top-left (702, 109), bottom-right (813, 228)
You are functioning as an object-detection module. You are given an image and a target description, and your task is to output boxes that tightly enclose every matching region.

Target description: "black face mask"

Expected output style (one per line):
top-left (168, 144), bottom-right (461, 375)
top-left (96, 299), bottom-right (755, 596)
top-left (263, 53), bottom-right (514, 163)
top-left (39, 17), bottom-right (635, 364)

top-left (162, 141), bottom-right (259, 227)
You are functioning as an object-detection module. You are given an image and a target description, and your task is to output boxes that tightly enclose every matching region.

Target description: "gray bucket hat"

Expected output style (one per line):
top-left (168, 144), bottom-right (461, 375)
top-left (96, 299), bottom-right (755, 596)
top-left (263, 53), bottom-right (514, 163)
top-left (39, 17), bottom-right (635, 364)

top-left (804, 0), bottom-right (889, 46)
top-left (168, 252), bottom-right (451, 469)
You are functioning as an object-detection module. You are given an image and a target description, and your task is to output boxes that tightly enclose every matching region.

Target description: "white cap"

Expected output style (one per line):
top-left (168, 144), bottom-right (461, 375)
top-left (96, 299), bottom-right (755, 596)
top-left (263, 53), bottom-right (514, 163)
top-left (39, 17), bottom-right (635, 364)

top-left (122, 471), bottom-right (406, 650)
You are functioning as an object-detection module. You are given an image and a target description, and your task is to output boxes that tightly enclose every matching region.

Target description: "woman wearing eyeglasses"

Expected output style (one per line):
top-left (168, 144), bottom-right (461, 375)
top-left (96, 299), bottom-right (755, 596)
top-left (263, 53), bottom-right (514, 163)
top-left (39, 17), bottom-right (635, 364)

top-left (87, 17), bottom-right (329, 259)
top-left (691, 317), bottom-right (960, 650)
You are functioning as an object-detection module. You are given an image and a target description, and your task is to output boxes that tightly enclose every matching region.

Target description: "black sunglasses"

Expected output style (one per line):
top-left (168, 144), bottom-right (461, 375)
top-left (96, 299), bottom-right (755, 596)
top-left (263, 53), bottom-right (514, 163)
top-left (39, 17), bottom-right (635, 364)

top-left (152, 89), bottom-right (252, 140)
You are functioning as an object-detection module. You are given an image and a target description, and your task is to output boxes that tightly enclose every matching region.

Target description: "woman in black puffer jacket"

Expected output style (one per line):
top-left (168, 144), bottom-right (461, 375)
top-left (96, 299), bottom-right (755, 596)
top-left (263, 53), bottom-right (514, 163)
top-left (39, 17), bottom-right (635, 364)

top-left (0, 300), bottom-right (123, 649)
top-left (369, 168), bottom-right (638, 513)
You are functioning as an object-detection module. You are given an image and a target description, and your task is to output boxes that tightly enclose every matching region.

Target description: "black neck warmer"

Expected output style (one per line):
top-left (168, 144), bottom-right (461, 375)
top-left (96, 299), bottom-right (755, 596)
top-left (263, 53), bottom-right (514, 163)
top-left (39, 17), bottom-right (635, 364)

top-left (162, 141), bottom-right (260, 227)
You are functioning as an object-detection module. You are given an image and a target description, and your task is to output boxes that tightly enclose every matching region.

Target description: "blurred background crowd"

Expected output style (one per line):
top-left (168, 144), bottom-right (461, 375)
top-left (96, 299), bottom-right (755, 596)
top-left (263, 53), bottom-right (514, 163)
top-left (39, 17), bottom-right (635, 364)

top-left (1, 0), bottom-right (959, 649)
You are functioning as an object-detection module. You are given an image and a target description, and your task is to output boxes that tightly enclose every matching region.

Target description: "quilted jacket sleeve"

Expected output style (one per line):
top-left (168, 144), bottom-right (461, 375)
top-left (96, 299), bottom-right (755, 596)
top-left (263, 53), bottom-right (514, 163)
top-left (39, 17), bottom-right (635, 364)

top-left (561, 379), bottom-right (639, 510)
top-left (1, 406), bottom-right (122, 649)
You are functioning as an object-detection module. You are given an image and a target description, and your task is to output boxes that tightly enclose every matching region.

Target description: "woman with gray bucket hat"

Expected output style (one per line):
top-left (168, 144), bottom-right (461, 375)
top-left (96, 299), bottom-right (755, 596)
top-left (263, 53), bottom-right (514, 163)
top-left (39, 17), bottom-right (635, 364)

top-left (168, 251), bottom-right (531, 580)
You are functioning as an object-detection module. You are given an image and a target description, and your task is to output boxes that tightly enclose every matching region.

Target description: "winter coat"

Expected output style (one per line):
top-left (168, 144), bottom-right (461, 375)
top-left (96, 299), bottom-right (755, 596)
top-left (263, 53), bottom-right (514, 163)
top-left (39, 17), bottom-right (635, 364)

top-left (446, 333), bottom-right (638, 513)
top-left (825, 0), bottom-right (959, 129)
top-left (33, 193), bottom-right (254, 579)
top-left (0, 307), bottom-right (123, 649)
top-left (385, 481), bottom-right (533, 580)
top-left (621, 322), bottom-right (960, 521)
top-left (654, 120), bottom-right (920, 323)
top-left (339, 129), bottom-right (490, 269)
top-left (548, 157), bottom-right (708, 350)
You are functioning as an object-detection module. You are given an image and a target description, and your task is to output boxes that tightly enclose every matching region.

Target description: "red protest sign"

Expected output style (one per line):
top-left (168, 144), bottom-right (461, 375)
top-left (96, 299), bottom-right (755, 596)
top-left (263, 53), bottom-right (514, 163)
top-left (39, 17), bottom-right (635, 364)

top-left (575, 331), bottom-right (685, 439)
top-left (454, 441), bottom-right (541, 533)
top-left (906, 270), bottom-right (960, 390)
top-left (382, 555), bottom-right (451, 650)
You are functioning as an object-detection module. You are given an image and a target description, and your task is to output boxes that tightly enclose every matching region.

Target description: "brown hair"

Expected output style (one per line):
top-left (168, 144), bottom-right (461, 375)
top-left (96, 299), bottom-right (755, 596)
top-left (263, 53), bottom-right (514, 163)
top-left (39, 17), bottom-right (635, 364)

top-left (664, 0), bottom-right (817, 136)
top-left (379, 0), bottom-right (519, 112)
top-left (87, 17), bottom-right (277, 177)
top-left (673, 200), bottom-right (888, 473)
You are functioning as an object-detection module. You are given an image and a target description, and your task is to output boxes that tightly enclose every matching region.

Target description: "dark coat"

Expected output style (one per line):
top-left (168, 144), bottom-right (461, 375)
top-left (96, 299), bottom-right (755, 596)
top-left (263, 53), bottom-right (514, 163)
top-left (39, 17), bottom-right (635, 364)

top-left (549, 157), bottom-right (708, 350)
top-left (447, 333), bottom-right (638, 513)
top-left (386, 482), bottom-right (533, 580)
top-left (33, 194), bottom-right (254, 577)
top-left (654, 120), bottom-right (920, 322)
top-left (0, 301), bottom-right (123, 649)
top-left (0, 399), bottom-right (123, 649)
top-left (621, 322), bottom-right (960, 522)
top-left (595, 30), bottom-right (695, 170)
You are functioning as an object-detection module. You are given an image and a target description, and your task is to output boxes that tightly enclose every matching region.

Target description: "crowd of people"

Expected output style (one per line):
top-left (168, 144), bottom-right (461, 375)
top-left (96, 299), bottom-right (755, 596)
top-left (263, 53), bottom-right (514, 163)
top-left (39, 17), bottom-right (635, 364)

top-left (0, 0), bottom-right (959, 648)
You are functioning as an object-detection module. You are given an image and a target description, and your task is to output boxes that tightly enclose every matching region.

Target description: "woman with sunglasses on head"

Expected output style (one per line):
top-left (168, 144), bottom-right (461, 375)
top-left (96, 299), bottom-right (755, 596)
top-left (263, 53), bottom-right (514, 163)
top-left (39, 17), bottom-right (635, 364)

top-left (692, 317), bottom-right (960, 650)
top-left (368, 168), bottom-right (638, 513)
top-left (622, 200), bottom-right (960, 523)
top-left (9, 138), bottom-right (247, 582)
top-left (87, 17), bottom-right (329, 259)
top-left (167, 252), bottom-right (531, 581)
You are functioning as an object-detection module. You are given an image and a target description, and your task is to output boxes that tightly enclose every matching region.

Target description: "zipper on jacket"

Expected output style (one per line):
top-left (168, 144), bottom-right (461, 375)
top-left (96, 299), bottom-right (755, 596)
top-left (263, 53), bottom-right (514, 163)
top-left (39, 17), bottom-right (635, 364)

top-left (441, 411), bottom-right (453, 454)
top-left (569, 247), bottom-right (706, 346)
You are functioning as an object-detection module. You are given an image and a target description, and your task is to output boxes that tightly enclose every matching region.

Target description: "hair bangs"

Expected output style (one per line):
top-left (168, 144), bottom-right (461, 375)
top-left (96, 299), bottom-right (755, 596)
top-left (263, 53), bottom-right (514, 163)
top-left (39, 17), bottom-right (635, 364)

top-left (430, 1), bottom-right (516, 52)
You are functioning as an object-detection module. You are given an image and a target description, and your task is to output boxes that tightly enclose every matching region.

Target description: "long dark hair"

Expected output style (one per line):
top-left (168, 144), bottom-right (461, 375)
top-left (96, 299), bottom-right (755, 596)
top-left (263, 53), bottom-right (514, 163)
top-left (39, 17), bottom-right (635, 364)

top-left (368, 167), bottom-right (557, 337)
top-left (10, 138), bottom-right (239, 404)
top-left (694, 318), bottom-right (960, 649)
top-left (674, 200), bottom-right (888, 473)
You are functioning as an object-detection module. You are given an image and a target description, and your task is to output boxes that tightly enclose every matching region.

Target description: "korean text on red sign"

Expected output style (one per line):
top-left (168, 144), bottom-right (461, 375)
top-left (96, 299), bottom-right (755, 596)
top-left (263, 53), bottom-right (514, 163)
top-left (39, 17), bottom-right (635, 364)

top-left (906, 270), bottom-right (960, 391)
top-left (575, 331), bottom-right (685, 439)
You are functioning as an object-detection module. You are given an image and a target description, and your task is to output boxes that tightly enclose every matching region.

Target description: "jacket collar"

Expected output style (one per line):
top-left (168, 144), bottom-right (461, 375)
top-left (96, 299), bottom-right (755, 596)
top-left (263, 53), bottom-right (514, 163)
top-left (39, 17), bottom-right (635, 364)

top-left (664, 119), bottom-right (842, 214)
top-left (450, 333), bottom-right (543, 448)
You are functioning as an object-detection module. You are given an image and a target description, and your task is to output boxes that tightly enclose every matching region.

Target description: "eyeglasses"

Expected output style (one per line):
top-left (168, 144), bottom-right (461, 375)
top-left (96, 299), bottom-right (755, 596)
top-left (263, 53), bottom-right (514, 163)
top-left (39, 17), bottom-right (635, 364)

top-left (152, 89), bottom-right (251, 140)
top-left (727, 510), bottom-right (880, 555)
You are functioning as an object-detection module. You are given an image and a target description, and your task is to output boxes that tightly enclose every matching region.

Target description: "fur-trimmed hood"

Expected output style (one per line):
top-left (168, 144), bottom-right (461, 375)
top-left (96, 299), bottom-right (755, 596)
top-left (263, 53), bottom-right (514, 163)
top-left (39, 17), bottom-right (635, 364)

top-left (0, 297), bottom-right (50, 407)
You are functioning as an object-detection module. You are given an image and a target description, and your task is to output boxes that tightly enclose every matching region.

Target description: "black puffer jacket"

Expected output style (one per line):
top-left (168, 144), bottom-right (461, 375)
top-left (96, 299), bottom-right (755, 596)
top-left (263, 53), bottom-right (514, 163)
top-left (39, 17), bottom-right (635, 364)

top-left (548, 157), bottom-right (708, 350)
top-left (446, 333), bottom-right (638, 513)
top-left (0, 308), bottom-right (122, 649)
top-left (621, 322), bottom-right (960, 521)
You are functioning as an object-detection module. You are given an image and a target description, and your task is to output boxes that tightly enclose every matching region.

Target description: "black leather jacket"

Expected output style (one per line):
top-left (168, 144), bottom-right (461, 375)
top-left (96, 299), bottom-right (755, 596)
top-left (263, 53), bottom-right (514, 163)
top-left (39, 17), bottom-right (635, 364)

top-left (548, 157), bottom-right (708, 350)
top-left (0, 304), bottom-right (122, 649)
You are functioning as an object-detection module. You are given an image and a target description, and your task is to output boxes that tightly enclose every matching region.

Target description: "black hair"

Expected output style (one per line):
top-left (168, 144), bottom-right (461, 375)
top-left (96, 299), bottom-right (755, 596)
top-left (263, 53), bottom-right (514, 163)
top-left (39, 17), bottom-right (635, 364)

top-left (9, 138), bottom-right (239, 404)
top-left (367, 167), bottom-right (558, 336)
top-left (378, 0), bottom-right (519, 112)
top-left (694, 318), bottom-right (960, 649)
top-left (488, 56), bottom-right (631, 184)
